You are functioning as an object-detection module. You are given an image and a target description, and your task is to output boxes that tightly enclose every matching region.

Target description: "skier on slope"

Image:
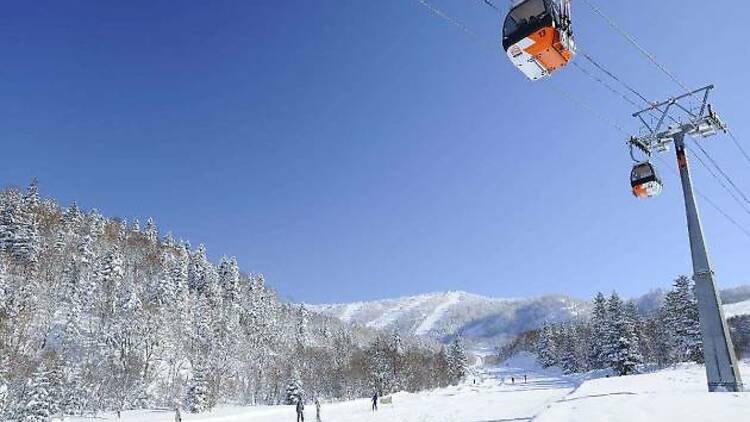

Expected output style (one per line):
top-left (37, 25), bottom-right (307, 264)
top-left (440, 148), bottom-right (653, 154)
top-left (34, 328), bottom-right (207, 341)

top-left (314, 397), bottom-right (321, 421)
top-left (371, 392), bottom-right (378, 411)
top-left (296, 398), bottom-right (305, 422)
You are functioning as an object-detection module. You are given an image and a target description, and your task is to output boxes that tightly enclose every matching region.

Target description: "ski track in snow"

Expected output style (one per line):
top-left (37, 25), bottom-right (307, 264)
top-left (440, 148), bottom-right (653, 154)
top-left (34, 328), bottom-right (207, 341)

top-left (337, 302), bottom-right (363, 323)
top-left (414, 291), bottom-right (462, 335)
top-left (367, 294), bottom-right (432, 330)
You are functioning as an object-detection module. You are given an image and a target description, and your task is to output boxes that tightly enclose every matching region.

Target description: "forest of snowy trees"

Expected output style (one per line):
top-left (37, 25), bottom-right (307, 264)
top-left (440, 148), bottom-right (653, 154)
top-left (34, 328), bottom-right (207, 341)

top-left (534, 276), bottom-right (715, 376)
top-left (0, 183), bottom-right (466, 421)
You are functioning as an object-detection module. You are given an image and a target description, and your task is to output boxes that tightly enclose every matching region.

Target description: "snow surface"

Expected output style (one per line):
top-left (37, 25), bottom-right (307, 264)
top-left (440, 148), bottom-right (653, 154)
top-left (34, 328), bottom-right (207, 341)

top-left (65, 356), bottom-right (750, 422)
top-left (414, 291), bottom-right (462, 335)
top-left (337, 302), bottom-right (363, 323)
top-left (724, 299), bottom-right (750, 318)
top-left (368, 294), bottom-right (431, 330)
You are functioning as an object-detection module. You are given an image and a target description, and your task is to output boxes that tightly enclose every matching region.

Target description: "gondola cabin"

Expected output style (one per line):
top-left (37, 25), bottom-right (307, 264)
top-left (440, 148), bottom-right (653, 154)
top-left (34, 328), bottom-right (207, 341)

top-left (502, 0), bottom-right (576, 80)
top-left (631, 161), bottom-right (663, 198)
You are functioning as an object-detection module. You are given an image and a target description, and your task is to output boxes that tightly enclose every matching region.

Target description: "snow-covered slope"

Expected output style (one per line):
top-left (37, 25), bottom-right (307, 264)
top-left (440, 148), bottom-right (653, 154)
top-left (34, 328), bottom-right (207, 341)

top-left (725, 299), bottom-right (750, 318)
top-left (309, 291), bottom-right (589, 345)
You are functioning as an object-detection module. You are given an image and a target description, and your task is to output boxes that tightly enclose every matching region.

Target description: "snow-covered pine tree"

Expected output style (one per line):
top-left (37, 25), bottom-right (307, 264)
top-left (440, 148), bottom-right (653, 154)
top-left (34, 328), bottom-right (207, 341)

top-left (88, 209), bottom-right (106, 240)
top-left (63, 365), bottom-right (86, 416)
top-left (218, 257), bottom-right (240, 303)
top-left (0, 355), bottom-right (8, 420)
top-left (588, 292), bottom-right (609, 369)
top-left (47, 364), bottom-right (64, 417)
top-left (0, 258), bottom-right (8, 315)
top-left (606, 293), bottom-right (642, 376)
top-left (144, 218), bottom-right (158, 243)
top-left (22, 365), bottom-right (52, 422)
top-left (284, 371), bottom-right (305, 405)
top-left (295, 305), bottom-right (310, 349)
top-left (95, 246), bottom-right (125, 315)
top-left (24, 179), bottom-right (40, 206)
top-left (663, 275), bottom-right (703, 363)
top-left (187, 245), bottom-right (210, 294)
top-left (447, 337), bottom-right (468, 385)
top-left (366, 335), bottom-right (392, 393)
top-left (185, 366), bottom-right (210, 413)
top-left (0, 189), bottom-right (41, 268)
top-left (131, 218), bottom-right (141, 234)
top-left (642, 310), bottom-right (674, 366)
top-left (536, 323), bottom-right (558, 368)
top-left (61, 202), bottom-right (82, 234)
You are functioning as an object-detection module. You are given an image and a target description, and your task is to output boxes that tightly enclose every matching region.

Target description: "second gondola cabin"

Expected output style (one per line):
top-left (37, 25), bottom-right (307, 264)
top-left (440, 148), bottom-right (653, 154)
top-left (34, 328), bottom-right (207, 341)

top-left (631, 161), bottom-right (663, 198)
top-left (503, 0), bottom-right (576, 80)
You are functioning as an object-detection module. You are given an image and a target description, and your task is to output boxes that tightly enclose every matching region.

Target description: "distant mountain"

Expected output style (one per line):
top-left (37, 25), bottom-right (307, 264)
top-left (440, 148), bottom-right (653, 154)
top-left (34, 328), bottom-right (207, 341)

top-left (310, 284), bottom-right (750, 348)
top-left (309, 291), bottom-right (590, 347)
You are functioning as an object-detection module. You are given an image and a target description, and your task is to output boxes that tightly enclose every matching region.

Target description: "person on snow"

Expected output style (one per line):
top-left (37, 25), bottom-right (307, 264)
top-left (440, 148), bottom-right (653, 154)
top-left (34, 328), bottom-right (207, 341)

top-left (314, 397), bottom-right (321, 421)
top-left (371, 392), bottom-right (378, 411)
top-left (174, 405), bottom-right (182, 422)
top-left (296, 398), bottom-right (305, 422)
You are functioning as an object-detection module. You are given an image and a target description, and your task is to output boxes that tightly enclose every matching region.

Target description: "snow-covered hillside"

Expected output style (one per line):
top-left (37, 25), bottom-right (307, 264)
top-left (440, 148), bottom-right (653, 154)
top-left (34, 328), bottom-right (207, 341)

top-left (309, 291), bottom-right (589, 345)
top-left (725, 299), bottom-right (750, 318)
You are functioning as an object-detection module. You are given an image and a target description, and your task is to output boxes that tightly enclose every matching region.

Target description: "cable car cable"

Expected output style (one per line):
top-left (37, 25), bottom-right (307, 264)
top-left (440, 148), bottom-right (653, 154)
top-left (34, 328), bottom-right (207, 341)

top-left (413, 0), bottom-right (486, 45)
top-left (579, 0), bottom-right (692, 93)
top-left (685, 145), bottom-right (750, 216)
top-left (571, 60), bottom-right (642, 109)
top-left (726, 129), bottom-right (750, 165)
top-left (655, 156), bottom-right (750, 239)
top-left (577, 51), bottom-right (653, 107)
top-left (689, 139), bottom-right (750, 207)
top-left (479, 0), bottom-right (505, 16)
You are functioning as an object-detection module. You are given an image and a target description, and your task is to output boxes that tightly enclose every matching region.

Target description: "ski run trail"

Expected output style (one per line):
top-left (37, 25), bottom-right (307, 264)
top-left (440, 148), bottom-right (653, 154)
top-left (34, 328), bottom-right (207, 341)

top-left (67, 353), bottom-right (750, 422)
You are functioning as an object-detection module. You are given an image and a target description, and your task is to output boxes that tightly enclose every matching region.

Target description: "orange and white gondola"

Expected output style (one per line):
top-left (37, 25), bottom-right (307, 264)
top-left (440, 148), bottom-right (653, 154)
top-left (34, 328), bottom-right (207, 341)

top-left (631, 161), bottom-right (663, 198)
top-left (502, 0), bottom-right (576, 80)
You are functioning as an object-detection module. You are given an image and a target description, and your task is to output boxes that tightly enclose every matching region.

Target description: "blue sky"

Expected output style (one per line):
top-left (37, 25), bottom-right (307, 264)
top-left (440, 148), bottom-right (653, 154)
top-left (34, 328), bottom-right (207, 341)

top-left (2, 0), bottom-right (749, 304)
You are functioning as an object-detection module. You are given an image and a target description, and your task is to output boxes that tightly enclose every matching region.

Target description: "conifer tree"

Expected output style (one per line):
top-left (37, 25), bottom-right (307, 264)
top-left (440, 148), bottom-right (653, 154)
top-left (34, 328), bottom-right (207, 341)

top-left (144, 218), bottom-right (158, 243)
top-left (607, 293), bottom-right (642, 375)
top-left (536, 324), bottom-right (558, 368)
top-left (0, 258), bottom-right (8, 315)
top-left (284, 371), bottom-right (305, 405)
top-left (589, 292), bottom-right (609, 369)
top-left (185, 367), bottom-right (210, 413)
top-left (447, 337), bottom-right (468, 384)
top-left (22, 366), bottom-right (51, 422)
top-left (663, 275), bottom-right (703, 363)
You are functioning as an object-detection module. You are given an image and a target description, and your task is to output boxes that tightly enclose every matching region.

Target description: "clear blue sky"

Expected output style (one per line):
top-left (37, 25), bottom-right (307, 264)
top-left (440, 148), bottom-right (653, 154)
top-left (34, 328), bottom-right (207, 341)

top-left (2, 0), bottom-right (749, 304)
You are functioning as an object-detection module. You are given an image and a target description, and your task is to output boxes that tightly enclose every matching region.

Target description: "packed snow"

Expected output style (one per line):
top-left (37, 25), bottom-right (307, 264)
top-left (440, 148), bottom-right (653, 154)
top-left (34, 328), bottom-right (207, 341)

top-left (65, 354), bottom-right (750, 422)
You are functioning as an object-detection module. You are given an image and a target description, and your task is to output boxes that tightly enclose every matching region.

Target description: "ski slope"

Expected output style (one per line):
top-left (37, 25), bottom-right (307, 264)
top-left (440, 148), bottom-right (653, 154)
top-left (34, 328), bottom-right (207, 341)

top-left (724, 299), bottom-right (750, 318)
top-left (414, 291), bottom-right (463, 335)
top-left (66, 357), bottom-right (750, 422)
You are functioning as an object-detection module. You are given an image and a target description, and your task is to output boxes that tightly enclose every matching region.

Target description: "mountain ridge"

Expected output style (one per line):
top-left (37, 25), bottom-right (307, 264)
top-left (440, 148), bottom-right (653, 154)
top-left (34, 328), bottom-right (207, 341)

top-left (309, 285), bottom-right (750, 347)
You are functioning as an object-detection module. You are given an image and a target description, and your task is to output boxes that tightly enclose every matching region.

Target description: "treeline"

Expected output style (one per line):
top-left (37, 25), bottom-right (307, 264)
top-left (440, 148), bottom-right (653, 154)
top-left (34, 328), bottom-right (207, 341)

top-left (0, 182), bottom-right (464, 421)
top-left (532, 276), bottom-right (750, 376)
